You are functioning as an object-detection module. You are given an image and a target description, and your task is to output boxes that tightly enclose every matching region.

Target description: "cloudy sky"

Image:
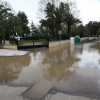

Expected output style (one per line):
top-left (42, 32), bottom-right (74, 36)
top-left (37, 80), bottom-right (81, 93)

top-left (4, 0), bottom-right (100, 25)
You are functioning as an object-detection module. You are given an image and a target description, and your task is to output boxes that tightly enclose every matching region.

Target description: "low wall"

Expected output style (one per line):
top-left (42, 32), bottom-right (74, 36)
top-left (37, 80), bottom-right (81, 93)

top-left (0, 45), bottom-right (17, 50)
top-left (0, 40), bottom-right (17, 50)
top-left (49, 37), bottom-right (88, 48)
top-left (81, 37), bottom-right (88, 41)
top-left (49, 40), bottom-right (70, 48)
top-left (0, 38), bottom-right (88, 49)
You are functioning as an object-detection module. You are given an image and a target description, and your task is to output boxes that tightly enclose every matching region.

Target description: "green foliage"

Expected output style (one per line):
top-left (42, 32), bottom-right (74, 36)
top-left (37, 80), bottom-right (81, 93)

top-left (39, 0), bottom-right (81, 39)
top-left (0, 2), bottom-right (12, 40)
top-left (17, 11), bottom-right (30, 37)
top-left (39, 26), bottom-right (49, 38)
top-left (0, 1), bottom-right (31, 40)
top-left (97, 30), bottom-right (100, 35)
top-left (71, 24), bottom-right (84, 37)
top-left (30, 20), bottom-right (36, 35)
top-left (18, 39), bottom-right (46, 46)
top-left (64, 14), bottom-right (81, 35)
top-left (15, 25), bottom-right (24, 36)
top-left (62, 34), bottom-right (69, 40)
top-left (0, 26), bottom-right (5, 39)
top-left (3, 11), bottom-right (30, 39)
top-left (87, 21), bottom-right (100, 35)
top-left (0, 3), bottom-right (11, 26)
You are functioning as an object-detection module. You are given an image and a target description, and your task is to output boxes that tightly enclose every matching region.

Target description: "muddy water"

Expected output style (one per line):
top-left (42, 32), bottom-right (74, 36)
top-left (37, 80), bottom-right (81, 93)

top-left (1, 40), bottom-right (100, 99)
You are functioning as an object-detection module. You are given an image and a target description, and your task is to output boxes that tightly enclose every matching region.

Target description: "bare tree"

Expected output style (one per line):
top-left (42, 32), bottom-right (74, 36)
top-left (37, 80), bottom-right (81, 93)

top-left (37, 0), bottom-right (61, 20)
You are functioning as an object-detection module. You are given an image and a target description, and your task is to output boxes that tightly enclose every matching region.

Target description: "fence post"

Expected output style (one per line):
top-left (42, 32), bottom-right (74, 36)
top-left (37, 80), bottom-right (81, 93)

top-left (16, 39), bottom-right (18, 50)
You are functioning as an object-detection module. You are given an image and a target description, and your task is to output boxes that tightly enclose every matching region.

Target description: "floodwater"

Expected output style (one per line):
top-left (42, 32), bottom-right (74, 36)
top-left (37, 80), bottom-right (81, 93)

top-left (0, 40), bottom-right (100, 99)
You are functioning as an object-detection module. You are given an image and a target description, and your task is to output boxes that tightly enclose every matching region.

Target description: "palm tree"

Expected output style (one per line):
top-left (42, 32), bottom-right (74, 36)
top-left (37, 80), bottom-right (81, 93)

top-left (40, 1), bottom-right (81, 39)
top-left (40, 18), bottom-right (54, 39)
top-left (0, 4), bottom-right (11, 25)
top-left (53, 7), bottom-right (64, 30)
top-left (64, 14), bottom-right (81, 36)
top-left (41, 2), bottom-right (64, 38)
top-left (0, 4), bottom-right (12, 42)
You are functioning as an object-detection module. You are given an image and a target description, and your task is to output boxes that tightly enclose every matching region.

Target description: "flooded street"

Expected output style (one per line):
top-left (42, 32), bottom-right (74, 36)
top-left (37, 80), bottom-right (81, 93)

top-left (0, 40), bottom-right (100, 99)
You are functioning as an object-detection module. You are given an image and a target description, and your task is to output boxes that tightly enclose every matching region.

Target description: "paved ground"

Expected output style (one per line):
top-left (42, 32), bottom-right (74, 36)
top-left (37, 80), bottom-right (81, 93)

top-left (0, 85), bottom-right (97, 100)
top-left (0, 49), bottom-right (28, 56)
top-left (45, 93), bottom-right (96, 100)
top-left (0, 85), bottom-right (29, 100)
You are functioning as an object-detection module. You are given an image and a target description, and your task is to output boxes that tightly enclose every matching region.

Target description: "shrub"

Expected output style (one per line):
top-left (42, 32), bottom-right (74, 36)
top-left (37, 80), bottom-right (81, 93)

top-left (97, 30), bottom-right (100, 36)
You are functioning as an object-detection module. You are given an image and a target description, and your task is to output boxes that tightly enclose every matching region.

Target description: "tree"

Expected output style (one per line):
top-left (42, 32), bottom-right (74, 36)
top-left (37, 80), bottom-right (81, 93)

top-left (0, 4), bottom-right (11, 25)
top-left (38, 0), bottom-right (64, 38)
top-left (71, 24), bottom-right (85, 37)
top-left (30, 20), bottom-right (36, 36)
top-left (17, 11), bottom-right (30, 37)
top-left (64, 14), bottom-right (81, 36)
top-left (0, 1), bottom-right (15, 39)
top-left (4, 14), bottom-right (20, 39)
top-left (39, 26), bottom-right (49, 42)
top-left (44, 2), bottom-right (56, 38)
top-left (40, 2), bottom-right (64, 38)
top-left (0, 25), bottom-right (5, 44)
top-left (37, 0), bottom-right (60, 19)
top-left (87, 21), bottom-right (100, 35)
top-left (97, 29), bottom-right (100, 36)
top-left (53, 6), bottom-right (64, 30)
top-left (39, 0), bottom-right (81, 39)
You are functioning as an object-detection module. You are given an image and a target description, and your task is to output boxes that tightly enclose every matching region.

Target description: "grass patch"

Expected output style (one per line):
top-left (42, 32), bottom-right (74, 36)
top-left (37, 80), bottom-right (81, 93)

top-left (18, 40), bottom-right (33, 46)
top-left (9, 40), bottom-right (16, 45)
top-left (18, 39), bottom-right (47, 46)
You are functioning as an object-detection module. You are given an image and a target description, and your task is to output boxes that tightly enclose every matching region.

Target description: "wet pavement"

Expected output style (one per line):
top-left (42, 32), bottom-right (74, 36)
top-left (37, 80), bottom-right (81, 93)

top-left (0, 49), bottom-right (28, 56)
top-left (0, 40), bottom-right (100, 100)
top-left (0, 85), bottom-right (29, 100)
top-left (0, 85), bottom-right (96, 100)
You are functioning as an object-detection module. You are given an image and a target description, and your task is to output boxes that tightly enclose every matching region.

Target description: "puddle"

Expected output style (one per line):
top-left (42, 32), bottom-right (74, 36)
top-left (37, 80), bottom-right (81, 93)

top-left (0, 40), bottom-right (100, 99)
top-left (0, 55), bottom-right (31, 82)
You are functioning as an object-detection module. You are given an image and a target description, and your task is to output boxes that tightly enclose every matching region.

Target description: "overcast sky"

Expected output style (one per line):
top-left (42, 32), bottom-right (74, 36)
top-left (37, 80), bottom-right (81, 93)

top-left (4, 0), bottom-right (100, 25)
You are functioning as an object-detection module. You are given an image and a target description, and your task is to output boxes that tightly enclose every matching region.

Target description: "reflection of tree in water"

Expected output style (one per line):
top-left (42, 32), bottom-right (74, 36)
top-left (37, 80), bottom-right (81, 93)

top-left (90, 41), bottom-right (100, 53)
top-left (0, 54), bottom-right (31, 82)
top-left (41, 45), bottom-right (76, 81)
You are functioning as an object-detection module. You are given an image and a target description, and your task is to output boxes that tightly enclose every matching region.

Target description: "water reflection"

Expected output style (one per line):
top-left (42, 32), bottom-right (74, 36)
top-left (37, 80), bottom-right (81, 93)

top-left (0, 54), bottom-right (31, 82)
top-left (22, 41), bottom-right (100, 99)
top-left (68, 49), bottom-right (100, 93)
top-left (22, 45), bottom-right (82, 100)
top-left (41, 47), bottom-right (75, 81)
top-left (90, 41), bottom-right (100, 53)
top-left (1, 40), bottom-right (100, 99)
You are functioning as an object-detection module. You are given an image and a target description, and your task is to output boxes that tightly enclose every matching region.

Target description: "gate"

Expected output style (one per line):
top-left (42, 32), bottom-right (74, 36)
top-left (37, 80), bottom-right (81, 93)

top-left (15, 38), bottom-right (49, 50)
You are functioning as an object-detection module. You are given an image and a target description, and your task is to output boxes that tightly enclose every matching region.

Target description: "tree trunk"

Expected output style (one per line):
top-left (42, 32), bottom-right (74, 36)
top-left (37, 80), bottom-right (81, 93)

top-left (67, 25), bottom-right (71, 37)
top-left (51, 27), bottom-right (55, 40)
